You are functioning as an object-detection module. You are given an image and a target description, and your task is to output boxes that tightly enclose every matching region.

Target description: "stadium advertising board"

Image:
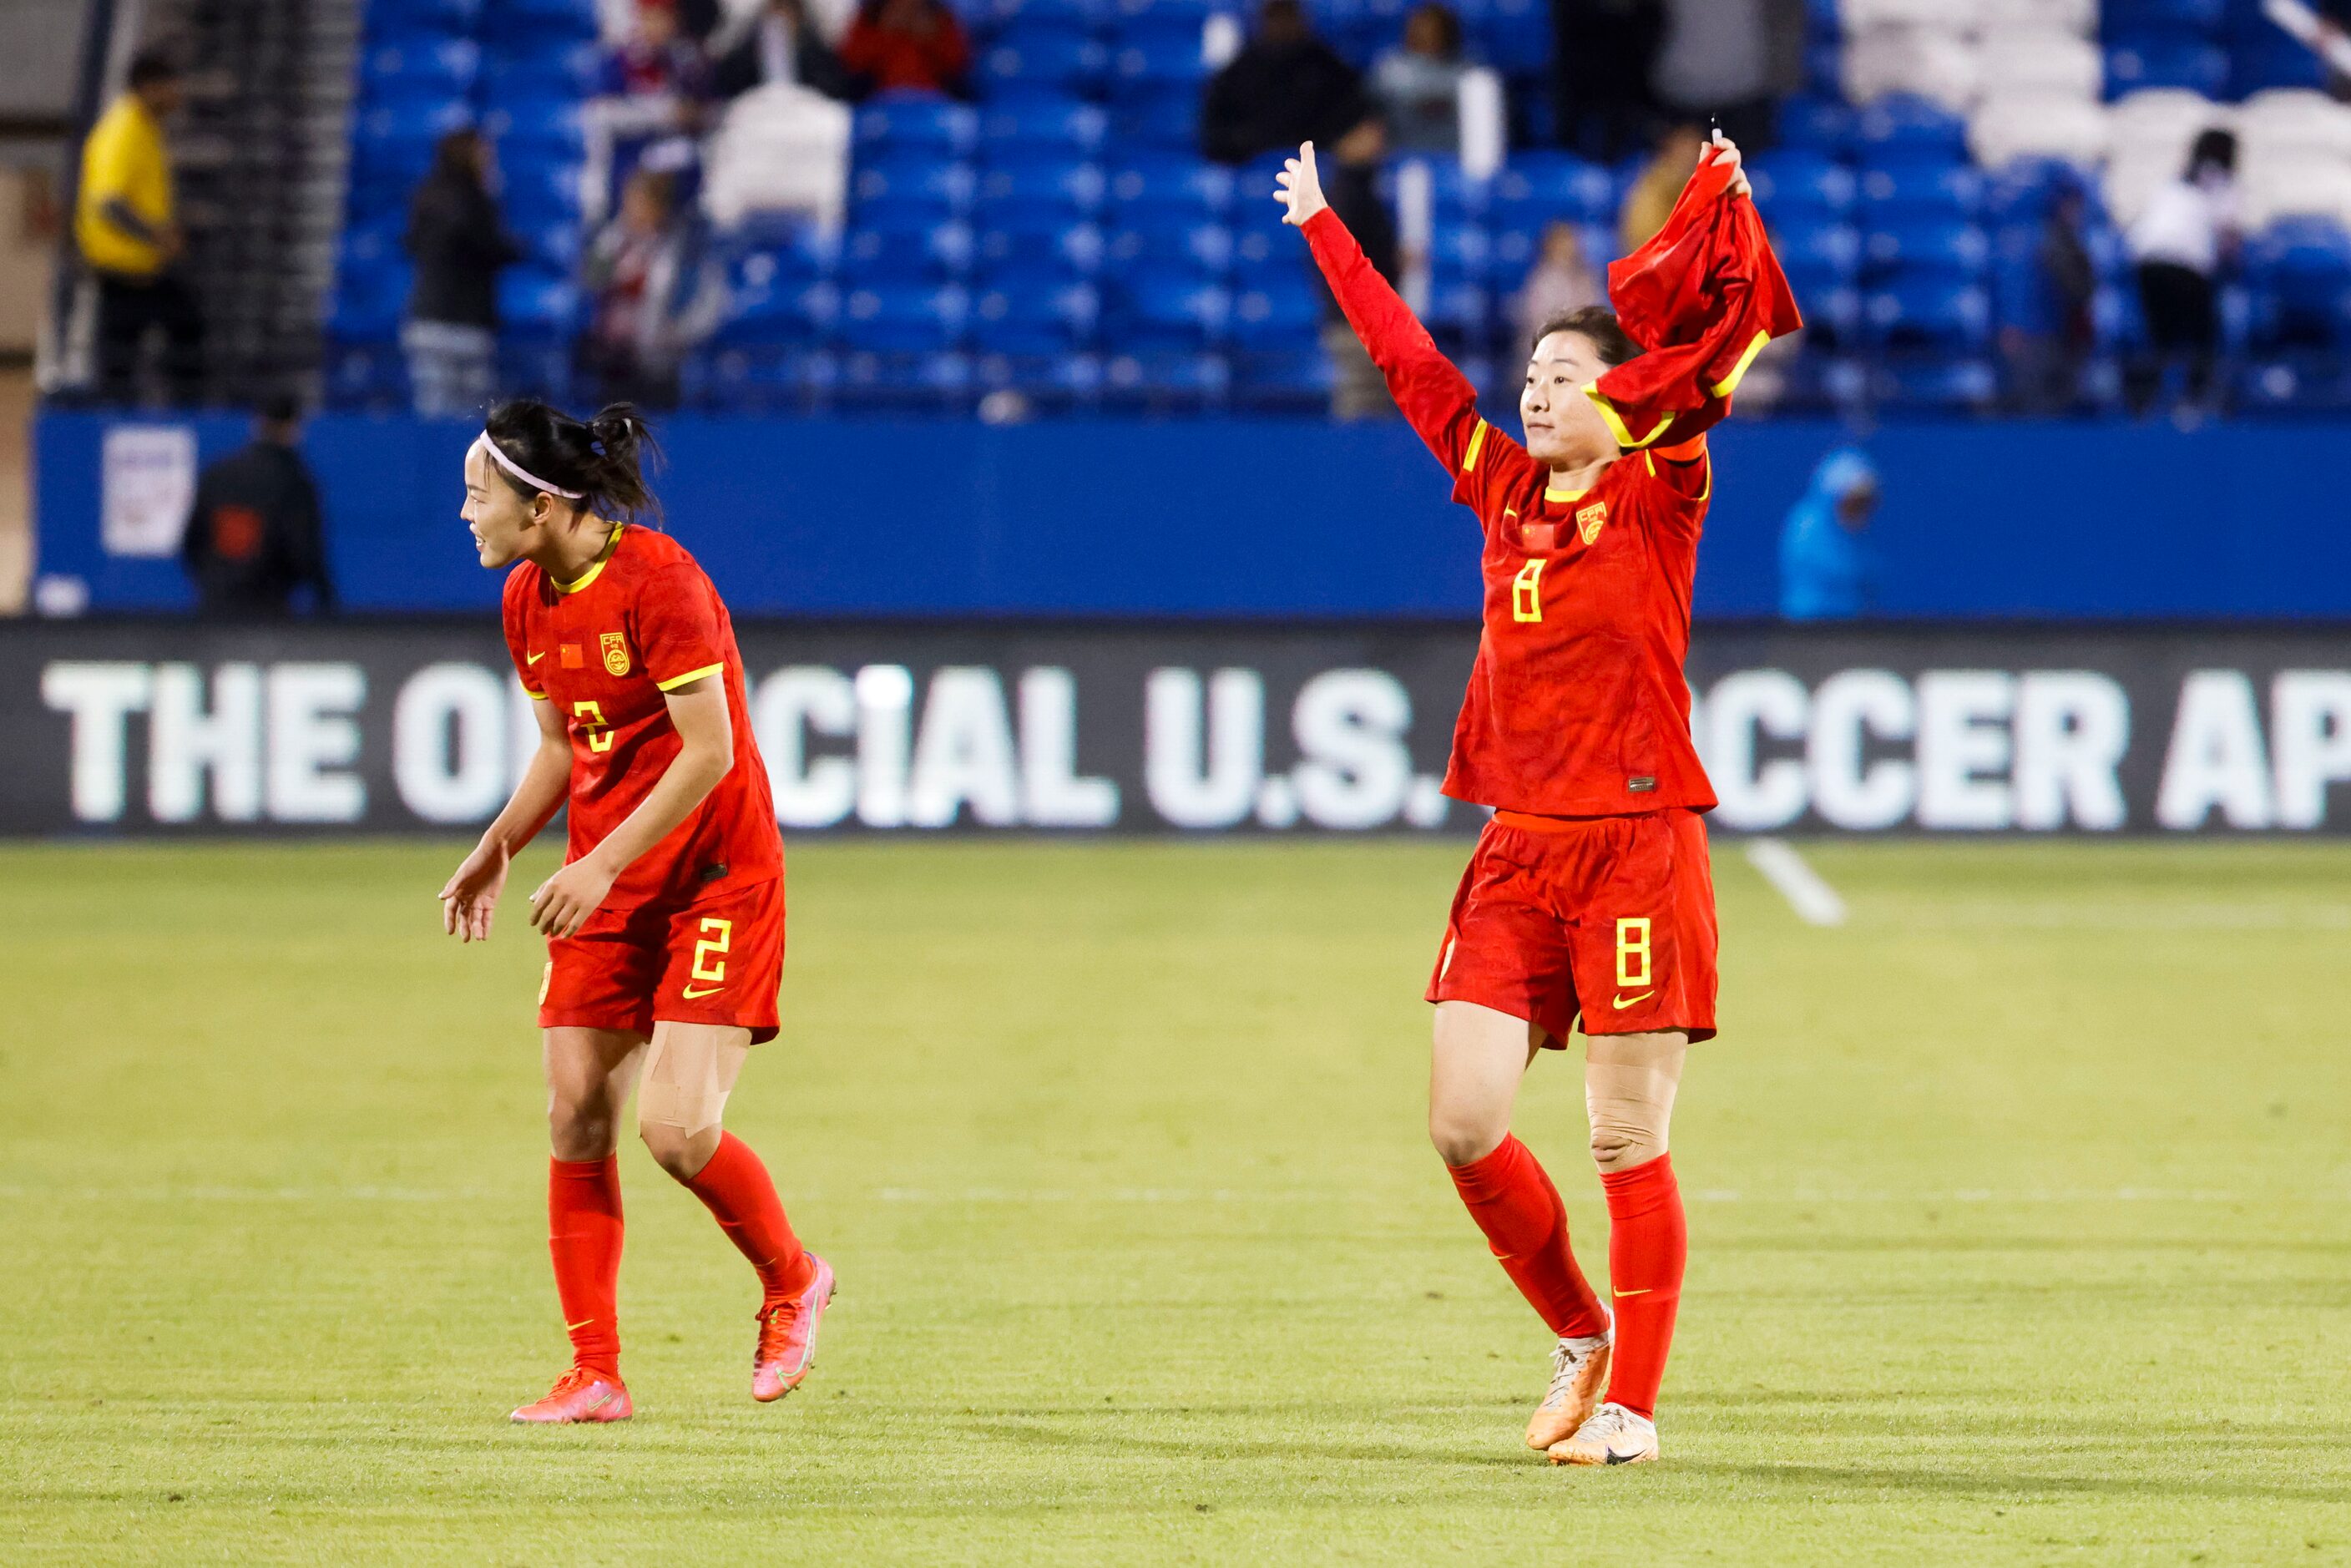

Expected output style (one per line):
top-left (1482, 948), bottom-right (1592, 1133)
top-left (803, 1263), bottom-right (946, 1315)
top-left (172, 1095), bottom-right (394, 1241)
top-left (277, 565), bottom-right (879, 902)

top-left (5, 621), bottom-right (2350, 836)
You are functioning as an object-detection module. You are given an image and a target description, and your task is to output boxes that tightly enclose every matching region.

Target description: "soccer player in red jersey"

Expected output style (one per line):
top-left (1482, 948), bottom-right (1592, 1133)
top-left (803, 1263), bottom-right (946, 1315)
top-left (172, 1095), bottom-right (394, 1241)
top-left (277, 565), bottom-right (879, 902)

top-left (1277, 134), bottom-right (1788, 1465)
top-left (437, 400), bottom-right (833, 1424)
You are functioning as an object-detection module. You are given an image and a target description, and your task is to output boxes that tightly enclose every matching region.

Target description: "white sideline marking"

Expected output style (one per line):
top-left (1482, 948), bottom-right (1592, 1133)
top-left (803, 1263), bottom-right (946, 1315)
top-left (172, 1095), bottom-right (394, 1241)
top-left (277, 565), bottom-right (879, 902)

top-left (1745, 837), bottom-right (1847, 927)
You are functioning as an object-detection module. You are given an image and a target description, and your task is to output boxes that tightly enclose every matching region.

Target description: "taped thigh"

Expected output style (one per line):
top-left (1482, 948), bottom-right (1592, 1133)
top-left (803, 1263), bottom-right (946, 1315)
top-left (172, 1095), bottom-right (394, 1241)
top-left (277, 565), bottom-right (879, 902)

top-left (1584, 1037), bottom-right (1687, 1168)
top-left (636, 1031), bottom-right (746, 1137)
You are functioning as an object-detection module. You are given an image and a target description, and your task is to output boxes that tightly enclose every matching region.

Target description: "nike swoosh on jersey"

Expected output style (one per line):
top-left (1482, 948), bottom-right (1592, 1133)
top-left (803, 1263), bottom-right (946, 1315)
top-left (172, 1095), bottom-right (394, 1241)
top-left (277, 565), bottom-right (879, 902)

top-left (527, 650), bottom-right (547, 665)
top-left (1612, 989), bottom-right (1656, 1009)
top-left (681, 984), bottom-right (725, 999)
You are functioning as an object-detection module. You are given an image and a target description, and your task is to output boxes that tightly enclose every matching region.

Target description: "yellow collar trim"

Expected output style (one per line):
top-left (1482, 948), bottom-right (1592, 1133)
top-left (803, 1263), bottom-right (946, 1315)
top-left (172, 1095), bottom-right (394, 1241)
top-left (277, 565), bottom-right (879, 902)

top-left (1544, 486), bottom-right (1587, 503)
top-left (553, 523), bottom-right (624, 595)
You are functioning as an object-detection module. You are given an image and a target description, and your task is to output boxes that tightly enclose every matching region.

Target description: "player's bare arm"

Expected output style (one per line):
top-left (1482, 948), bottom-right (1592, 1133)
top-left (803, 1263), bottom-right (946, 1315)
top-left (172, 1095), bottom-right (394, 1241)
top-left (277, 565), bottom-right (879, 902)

top-left (527, 676), bottom-right (736, 938)
top-left (440, 694), bottom-right (570, 943)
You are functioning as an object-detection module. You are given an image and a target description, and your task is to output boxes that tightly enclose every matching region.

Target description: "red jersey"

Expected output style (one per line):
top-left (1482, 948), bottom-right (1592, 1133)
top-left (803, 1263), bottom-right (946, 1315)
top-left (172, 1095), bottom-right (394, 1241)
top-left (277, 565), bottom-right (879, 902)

top-left (1303, 207), bottom-right (1722, 818)
top-left (502, 524), bottom-right (781, 912)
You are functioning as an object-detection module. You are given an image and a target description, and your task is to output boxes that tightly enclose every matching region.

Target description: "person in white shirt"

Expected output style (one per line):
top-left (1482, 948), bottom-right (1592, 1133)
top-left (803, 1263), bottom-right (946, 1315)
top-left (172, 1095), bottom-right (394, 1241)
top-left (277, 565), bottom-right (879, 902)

top-left (2125, 127), bottom-right (2238, 420)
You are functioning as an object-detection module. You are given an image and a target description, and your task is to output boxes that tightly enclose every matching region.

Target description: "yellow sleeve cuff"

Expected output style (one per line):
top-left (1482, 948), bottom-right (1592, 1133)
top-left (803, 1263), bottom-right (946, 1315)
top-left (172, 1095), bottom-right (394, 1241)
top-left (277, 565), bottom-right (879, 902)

top-left (655, 662), bottom-right (726, 691)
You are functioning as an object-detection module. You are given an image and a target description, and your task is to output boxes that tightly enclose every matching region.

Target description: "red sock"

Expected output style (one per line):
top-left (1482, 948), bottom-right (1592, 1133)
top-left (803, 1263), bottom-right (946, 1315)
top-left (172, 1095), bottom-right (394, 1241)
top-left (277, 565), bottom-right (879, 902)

top-left (1447, 1136), bottom-right (1609, 1338)
top-left (1600, 1152), bottom-right (1686, 1420)
top-left (548, 1156), bottom-right (624, 1378)
top-left (680, 1131), bottom-right (815, 1305)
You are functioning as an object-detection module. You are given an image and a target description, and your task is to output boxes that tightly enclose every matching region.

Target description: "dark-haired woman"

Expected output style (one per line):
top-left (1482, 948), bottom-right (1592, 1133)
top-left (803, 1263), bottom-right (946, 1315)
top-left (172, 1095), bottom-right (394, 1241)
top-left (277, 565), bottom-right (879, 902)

top-left (1277, 135), bottom-right (1787, 1466)
top-left (439, 401), bottom-right (832, 1424)
top-left (2125, 126), bottom-right (2238, 421)
top-left (402, 128), bottom-right (522, 419)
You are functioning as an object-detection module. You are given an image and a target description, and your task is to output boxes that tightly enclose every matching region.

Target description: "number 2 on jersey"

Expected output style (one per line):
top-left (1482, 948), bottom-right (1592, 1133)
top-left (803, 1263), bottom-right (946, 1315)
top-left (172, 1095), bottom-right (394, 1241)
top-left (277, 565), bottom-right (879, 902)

top-left (1512, 559), bottom-right (1546, 623)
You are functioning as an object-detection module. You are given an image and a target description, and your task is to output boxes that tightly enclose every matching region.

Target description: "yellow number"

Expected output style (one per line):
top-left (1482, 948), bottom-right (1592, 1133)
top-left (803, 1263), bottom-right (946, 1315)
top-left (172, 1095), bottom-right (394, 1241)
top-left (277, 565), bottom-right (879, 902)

top-left (572, 700), bottom-right (613, 754)
top-left (1615, 918), bottom-right (1651, 989)
top-left (1512, 558), bottom-right (1546, 623)
top-left (692, 917), bottom-right (732, 983)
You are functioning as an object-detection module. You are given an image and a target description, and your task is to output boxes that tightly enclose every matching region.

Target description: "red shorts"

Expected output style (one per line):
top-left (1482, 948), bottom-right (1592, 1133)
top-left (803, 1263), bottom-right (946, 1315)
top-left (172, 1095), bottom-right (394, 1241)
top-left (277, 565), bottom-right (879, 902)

top-left (539, 875), bottom-right (786, 1044)
top-left (1427, 807), bottom-right (1717, 1046)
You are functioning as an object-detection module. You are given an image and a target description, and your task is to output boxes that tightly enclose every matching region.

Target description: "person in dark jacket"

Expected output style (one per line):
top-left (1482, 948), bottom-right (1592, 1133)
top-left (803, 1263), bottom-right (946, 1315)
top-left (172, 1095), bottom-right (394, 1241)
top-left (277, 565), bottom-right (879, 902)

top-left (1201, 0), bottom-right (1368, 167)
top-left (179, 394), bottom-right (336, 617)
top-left (713, 0), bottom-right (857, 100)
top-left (401, 129), bottom-right (523, 418)
top-left (1317, 117), bottom-right (1401, 419)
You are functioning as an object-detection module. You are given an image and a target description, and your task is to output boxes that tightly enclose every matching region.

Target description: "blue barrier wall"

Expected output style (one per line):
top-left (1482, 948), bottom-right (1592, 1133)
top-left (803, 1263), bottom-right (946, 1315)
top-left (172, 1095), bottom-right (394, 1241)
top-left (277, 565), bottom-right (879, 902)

top-left (33, 410), bottom-right (2351, 618)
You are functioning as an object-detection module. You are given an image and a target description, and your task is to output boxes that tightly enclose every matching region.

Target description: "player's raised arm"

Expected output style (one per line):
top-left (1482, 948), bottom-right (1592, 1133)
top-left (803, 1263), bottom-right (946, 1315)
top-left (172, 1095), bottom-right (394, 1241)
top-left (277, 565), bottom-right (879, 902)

top-left (1276, 142), bottom-right (1492, 482)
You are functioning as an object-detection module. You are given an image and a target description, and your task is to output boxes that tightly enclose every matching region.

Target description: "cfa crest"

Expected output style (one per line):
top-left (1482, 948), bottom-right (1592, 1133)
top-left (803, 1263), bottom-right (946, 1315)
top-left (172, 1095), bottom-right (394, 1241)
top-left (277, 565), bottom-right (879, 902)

top-left (1576, 501), bottom-right (1609, 545)
top-left (600, 631), bottom-right (630, 676)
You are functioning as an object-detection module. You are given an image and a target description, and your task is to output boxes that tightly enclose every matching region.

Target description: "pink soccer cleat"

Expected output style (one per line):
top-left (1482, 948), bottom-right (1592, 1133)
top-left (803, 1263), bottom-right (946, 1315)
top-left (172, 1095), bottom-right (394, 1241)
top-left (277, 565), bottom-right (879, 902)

top-left (509, 1366), bottom-right (633, 1424)
top-left (751, 1255), bottom-right (837, 1403)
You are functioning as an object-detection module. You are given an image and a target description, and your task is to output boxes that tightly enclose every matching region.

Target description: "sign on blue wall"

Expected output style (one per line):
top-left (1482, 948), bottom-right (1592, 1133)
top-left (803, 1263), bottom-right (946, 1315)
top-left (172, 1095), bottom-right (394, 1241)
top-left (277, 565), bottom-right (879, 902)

top-left (33, 410), bottom-right (2351, 619)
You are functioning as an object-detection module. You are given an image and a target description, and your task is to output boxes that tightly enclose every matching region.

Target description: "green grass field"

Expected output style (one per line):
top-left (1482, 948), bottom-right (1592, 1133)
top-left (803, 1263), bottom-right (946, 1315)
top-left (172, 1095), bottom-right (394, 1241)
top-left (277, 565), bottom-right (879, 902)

top-left (4, 836), bottom-right (2350, 1565)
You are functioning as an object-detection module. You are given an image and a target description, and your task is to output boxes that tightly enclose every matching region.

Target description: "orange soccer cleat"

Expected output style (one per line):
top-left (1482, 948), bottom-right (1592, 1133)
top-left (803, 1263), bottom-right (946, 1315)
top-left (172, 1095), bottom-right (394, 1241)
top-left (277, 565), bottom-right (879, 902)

top-left (751, 1255), bottom-right (837, 1403)
top-left (509, 1366), bottom-right (633, 1424)
top-left (1525, 1312), bottom-right (1614, 1451)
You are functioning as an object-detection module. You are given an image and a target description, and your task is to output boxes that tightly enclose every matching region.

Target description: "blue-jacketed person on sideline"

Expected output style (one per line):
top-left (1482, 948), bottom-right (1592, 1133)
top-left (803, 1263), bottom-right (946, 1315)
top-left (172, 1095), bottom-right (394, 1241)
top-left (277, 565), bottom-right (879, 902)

top-left (1778, 447), bottom-right (1880, 620)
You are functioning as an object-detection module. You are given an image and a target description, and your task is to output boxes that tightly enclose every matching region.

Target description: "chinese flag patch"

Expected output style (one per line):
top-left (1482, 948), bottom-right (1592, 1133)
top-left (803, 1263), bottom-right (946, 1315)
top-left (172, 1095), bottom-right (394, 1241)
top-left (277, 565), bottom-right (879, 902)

top-left (559, 644), bottom-right (584, 669)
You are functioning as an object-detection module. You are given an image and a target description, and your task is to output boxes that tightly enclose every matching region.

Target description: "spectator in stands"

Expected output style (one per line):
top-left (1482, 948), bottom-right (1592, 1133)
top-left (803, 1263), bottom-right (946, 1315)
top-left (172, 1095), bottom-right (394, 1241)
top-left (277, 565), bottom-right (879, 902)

top-left (715, 0), bottom-right (857, 102)
top-left (1779, 447), bottom-right (1879, 622)
top-left (581, 169), bottom-right (722, 409)
top-left (1649, 0), bottom-right (1802, 152)
top-left (838, 0), bottom-right (973, 98)
top-left (2003, 176), bottom-right (2096, 414)
top-left (1201, 0), bottom-right (1368, 167)
top-left (179, 393), bottom-right (336, 618)
top-left (1316, 118), bottom-right (1401, 420)
top-left (1619, 121), bottom-right (1703, 255)
top-left (77, 48), bottom-right (200, 405)
top-left (2125, 128), bottom-right (2238, 423)
top-left (1373, 3), bottom-right (1468, 155)
top-left (1513, 220), bottom-right (1605, 347)
top-left (1551, 0), bottom-right (1665, 160)
top-left (599, 0), bottom-right (716, 132)
top-left (402, 128), bottom-right (523, 419)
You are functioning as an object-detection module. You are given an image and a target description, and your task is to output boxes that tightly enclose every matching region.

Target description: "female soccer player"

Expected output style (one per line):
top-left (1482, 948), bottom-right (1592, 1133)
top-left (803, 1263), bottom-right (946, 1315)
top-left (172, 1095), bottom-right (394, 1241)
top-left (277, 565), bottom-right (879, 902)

top-left (1276, 134), bottom-right (1793, 1465)
top-left (439, 400), bottom-right (832, 1424)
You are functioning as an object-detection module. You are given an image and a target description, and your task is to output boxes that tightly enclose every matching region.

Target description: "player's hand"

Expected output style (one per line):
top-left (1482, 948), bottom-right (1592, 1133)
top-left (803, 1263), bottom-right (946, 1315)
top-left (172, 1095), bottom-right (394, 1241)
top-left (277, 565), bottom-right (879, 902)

top-left (439, 836), bottom-right (510, 943)
top-left (1705, 130), bottom-right (1752, 200)
top-left (1274, 141), bottom-right (1327, 227)
top-left (528, 856), bottom-right (617, 940)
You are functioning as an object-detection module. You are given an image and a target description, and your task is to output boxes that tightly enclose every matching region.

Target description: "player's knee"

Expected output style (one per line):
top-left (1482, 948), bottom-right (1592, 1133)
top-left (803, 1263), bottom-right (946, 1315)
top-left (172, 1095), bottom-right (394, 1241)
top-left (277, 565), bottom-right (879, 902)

top-left (636, 1116), bottom-right (710, 1179)
top-left (547, 1098), bottom-right (619, 1160)
top-left (1588, 1122), bottom-right (1666, 1172)
top-left (1429, 1105), bottom-right (1506, 1167)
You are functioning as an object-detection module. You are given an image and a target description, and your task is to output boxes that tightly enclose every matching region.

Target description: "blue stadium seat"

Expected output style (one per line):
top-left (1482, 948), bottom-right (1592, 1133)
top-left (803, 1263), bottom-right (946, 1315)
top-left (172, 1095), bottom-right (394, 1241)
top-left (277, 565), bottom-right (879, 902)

top-left (843, 220), bottom-right (976, 281)
top-left (1491, 155), bottom-right (1616, 226)
top-left (363, 37), bottom-right (481, 99)
top-left (1777, 96), bottom-right (1854, 151)
top-left (723, 229), bottom-right (841, 293)
top-left (1983, 159), bottom-right (2095, 225)
top-left (2232, 36), bottom-right (2328, 95)
top-left (981, 31), bottom-right (1108, 93)
top-left (1853, 95), bottom-right (1968, 161)
top-left (501, 157), bottom-right (586, 227)
top-left (715, 278), bottom-right (842, 346)
top-left (971, 281), bottom-right (1102, 351)
top-left (2246, 218), bottom-right (2351, 350)
top-left (1465, 0), bottom-right (1550, 76)
top-left (1863, 219), bottom-right (1989, 278)
top-left (483, 98), bottom-right (589, 159)
top-left (1108, 277), bottom-right (1231, 346)
top-left (1110, 0), bottom-right (1231, 28)
top-left (1429, 222), bottom-right (1492, 284)
top-left (1108, 25), bottom-right (1211, 95)
top-left (480, 39), bottom-right (600, 100)
top-left (1423, 159), bottom-right (1490, 220)
top-left (513, 215), bottom-right (583, 273)
top-left (852, 159), bottom-right (978, 216)
top-left (2104, 35), bottom-right (2231, 98)
top-left (498, 268), bottom-right (581, 340)
top-left (1858, 159), bottom-right (1984, 220)
top-left (1106, 156), bottom-right (1235, 214)
top-left (1107, 219), bottom-right (1233, 276)
top-left (1232, 274), bottom-right (1324, 341)
top-left (1748, 149), bottom-right (1856, 215)
top-left (348, 97), bottom-right (473, 197)
top-left (1102, 350), bottom-right (1232, 406)
top-left (1873, 355), bottom-right (1998, 410)
top-left (977, 157), bottom-right (1108, 217)
top-left (840, 284), bottom-right (973, 352)
top-left (481, 0), bottom-right (601, 44)
top-left (1110, 85), bottom-right (1201, 149)
top-left (856, 95), bottom-right (981, 156)
top-left (838, 349), bottom-right (977, 402)
top-left (979, 97), bottom-right (1109, 153)
top-left (1422, 278), bottom-right (1494, 339)
top-left (366, 0), bottom-right (485, 37)
top-left (1486, 217), bottom-right (1608, 284)
top-left (1231, 347), bottom-right (1333, 407)
top-left (976, 219), bottom-right (1107, 276)
top-left (2106, 0), bottom-right (2227, 28)
top-left (1862, 277), bottom-right (1992, 348)
top-left (1773, 220), bottom-right (1860, 288)
top-left (983, 0), bottom-right (1110, 32)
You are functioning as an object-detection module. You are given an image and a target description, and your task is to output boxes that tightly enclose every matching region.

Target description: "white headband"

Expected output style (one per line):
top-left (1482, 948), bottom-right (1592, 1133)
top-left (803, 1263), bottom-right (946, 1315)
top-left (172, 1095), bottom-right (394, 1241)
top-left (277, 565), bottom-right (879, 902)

top-left (472, 432), bottom-right (584, 500)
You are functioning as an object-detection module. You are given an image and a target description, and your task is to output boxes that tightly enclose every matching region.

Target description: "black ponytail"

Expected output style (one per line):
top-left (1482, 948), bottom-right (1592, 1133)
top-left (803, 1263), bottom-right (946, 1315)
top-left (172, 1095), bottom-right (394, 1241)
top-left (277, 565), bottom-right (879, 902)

top-left (483, 399), bottom-right (665, 526)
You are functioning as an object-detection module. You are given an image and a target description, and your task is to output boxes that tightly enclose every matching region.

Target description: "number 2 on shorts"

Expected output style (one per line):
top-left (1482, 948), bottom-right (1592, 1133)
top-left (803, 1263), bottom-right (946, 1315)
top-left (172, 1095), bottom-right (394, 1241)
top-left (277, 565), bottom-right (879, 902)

top-left (691, 917), bottom-right (732, 984)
